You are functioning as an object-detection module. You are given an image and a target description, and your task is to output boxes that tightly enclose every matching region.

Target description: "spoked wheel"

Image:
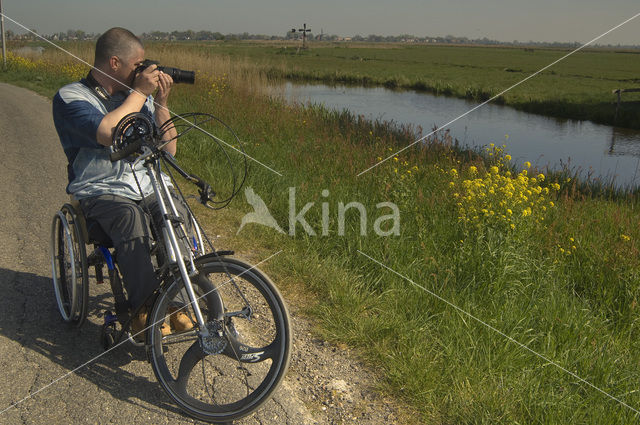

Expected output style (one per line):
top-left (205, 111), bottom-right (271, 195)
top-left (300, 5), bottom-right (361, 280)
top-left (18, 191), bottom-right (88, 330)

top-left (148, 256), bottom-right (291, 423)
top-left (50, 204), bottom-right (89, 326)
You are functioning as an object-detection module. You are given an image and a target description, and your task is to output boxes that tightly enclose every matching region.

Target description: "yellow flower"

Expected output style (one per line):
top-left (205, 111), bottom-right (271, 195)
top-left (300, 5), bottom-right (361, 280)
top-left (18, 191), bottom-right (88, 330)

top-left (524, 161), bottom-right (531, 168)
top-left (490, 166), bottom-right (499, 175)
top-left (621, 234), bottom-right (631, 242)
top-left (469, 166), bottom-right (477, 174)
top-left (504, 154), bottom-right (511, 161)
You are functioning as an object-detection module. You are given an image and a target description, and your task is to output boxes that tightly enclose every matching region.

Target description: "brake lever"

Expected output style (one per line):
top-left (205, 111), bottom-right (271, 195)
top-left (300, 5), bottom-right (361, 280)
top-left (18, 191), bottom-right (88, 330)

top-left (196, 179), bottom-right (216, 206)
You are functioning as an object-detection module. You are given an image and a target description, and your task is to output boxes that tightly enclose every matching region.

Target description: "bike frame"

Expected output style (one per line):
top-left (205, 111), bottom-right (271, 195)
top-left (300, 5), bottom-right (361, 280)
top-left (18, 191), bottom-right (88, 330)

top-left (135, 146), bottom-right (217, 338)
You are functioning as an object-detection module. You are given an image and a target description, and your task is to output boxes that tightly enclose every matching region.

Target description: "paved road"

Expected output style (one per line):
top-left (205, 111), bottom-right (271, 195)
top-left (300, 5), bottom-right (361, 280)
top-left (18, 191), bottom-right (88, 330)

top-left (0, 83), bottom-right (314, 425)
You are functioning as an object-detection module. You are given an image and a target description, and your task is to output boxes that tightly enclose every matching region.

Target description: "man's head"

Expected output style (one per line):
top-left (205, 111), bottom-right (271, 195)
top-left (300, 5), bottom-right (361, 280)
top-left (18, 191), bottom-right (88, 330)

top-left (93, 27), bottom-right (145, 91)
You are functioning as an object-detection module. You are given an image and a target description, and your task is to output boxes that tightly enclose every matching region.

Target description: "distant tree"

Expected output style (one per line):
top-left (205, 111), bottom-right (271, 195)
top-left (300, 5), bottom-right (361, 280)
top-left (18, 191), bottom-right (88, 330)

top-left (195, 30), bottom-right (211, 40)
top-left (148, 31), bottom-right (168, 40)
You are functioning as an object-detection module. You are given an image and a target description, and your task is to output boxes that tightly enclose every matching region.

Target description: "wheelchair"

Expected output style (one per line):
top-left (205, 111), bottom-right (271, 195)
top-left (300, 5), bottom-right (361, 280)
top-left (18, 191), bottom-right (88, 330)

top-left (50, 112), bottom-right (291, 423)
top-left (50, 197), bottom-right (207, 344)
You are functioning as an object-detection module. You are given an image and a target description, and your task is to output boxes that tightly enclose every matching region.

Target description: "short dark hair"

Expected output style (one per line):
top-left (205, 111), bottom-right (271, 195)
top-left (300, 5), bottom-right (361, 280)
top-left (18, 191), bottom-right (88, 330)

top-left (94, 27), bottom-right (143, 67)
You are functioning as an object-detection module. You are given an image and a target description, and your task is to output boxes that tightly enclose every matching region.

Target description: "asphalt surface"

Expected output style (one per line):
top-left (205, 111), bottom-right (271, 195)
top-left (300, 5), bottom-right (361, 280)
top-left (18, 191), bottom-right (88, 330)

top-left (0, 83), bottom-right (314, 425)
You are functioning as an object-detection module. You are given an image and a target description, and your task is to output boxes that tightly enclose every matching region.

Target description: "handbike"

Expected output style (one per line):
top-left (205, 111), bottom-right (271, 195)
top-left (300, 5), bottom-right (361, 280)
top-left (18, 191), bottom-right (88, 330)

top-left (50, 111), bottom-right (291, 423)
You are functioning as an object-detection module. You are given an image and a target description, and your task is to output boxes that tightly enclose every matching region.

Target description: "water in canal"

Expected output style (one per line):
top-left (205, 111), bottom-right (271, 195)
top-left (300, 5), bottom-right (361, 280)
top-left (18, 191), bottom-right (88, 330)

top-left (273, 82), bottom-right (640, 188)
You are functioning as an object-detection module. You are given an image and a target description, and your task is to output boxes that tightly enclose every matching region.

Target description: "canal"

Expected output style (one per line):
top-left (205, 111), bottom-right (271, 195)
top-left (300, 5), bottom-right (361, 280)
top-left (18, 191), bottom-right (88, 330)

top-left (274, 82), bottom-right (640, 187)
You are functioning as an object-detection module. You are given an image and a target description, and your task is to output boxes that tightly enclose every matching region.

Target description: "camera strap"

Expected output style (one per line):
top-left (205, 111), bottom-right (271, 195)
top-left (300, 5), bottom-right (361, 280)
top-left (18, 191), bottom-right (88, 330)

top-left (81, 71), bottom-right (120, 112)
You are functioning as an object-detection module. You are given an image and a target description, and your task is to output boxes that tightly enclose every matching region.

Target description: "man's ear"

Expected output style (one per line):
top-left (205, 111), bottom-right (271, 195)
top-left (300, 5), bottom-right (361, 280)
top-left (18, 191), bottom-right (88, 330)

top-left (108, 55), bottom-right (120, 71)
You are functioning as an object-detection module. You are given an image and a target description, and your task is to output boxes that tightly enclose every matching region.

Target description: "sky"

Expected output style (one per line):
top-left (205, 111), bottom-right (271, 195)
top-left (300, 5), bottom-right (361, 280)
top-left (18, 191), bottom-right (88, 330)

top-left (2, 0), bottom-right (639, 45)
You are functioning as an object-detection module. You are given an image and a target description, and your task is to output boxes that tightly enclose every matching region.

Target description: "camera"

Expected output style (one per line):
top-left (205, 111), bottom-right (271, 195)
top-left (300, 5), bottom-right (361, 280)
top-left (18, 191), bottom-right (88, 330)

top-left (136, 59), bottom-right (195, 84)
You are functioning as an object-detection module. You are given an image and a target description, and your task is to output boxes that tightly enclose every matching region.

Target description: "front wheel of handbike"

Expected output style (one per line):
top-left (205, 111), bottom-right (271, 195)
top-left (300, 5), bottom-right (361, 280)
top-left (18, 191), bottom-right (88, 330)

top-left (148, 255), bottom-right (291, 423)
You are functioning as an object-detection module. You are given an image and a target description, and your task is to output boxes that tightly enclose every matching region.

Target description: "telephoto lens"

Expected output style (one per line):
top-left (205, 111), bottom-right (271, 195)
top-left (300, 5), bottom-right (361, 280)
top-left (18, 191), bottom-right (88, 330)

top-left (157, 66), bottom-right (195, 84)
top-left (137, 59), bottom-right (195, 84)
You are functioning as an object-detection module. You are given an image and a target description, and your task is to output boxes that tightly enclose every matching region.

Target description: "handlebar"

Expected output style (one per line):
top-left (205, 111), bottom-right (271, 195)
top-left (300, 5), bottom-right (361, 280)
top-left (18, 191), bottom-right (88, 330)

top-left (109, 138), bottom-right (144, 162)
top-left (109, 111), bottom-right (246, 210)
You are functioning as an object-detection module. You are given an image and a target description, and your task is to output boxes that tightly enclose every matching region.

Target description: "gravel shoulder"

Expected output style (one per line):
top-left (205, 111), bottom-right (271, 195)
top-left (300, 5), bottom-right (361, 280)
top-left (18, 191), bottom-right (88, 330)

top-left (0, 82), bottom-right (413, 424)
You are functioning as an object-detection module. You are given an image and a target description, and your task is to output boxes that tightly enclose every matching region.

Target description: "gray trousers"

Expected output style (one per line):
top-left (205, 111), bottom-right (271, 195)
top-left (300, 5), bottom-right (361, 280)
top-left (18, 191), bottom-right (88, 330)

top-left (80, 191), bottom-right (192, 310)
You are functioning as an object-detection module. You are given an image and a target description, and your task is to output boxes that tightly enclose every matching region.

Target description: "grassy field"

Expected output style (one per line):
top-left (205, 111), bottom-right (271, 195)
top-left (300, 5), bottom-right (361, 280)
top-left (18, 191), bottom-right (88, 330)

top-left (12, 39), bottom-right (640, 128)
top-left (3, 43), bottom-right (640, 423)
top-left (151, 40), bottom-right (640, 128)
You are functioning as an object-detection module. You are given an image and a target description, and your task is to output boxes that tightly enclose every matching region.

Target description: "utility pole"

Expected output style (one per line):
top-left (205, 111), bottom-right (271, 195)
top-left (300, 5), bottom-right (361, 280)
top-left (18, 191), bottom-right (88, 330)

top-left (291, 23), bottom-right (311, 50)
top-left (1, 0), bottom-right (6, 69)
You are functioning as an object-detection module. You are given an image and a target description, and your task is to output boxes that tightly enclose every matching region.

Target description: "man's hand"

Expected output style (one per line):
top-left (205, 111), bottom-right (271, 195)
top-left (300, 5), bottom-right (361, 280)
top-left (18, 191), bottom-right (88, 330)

top-left (154, 72), bottom-right (173, 106)
top-left (132, 64), bottom-right (160, 97)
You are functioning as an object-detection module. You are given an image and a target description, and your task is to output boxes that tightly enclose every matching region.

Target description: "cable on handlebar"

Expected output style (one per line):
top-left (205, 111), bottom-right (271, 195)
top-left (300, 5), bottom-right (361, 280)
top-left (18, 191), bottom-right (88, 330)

top-left (156, 112), bottom-right (248, 210)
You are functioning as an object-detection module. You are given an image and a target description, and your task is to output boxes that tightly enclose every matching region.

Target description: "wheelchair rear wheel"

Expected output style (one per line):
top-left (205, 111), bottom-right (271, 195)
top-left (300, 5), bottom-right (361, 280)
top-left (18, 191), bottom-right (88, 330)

top-left (148, 255), bottom-right (291, 423)
top-left (50, 204), bottom-right (89, 326)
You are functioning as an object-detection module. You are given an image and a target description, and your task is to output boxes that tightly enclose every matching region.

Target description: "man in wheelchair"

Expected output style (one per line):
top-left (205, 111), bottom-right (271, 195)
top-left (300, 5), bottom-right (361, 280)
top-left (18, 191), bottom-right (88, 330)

top-left (52, 27), bottom-right (192, 337)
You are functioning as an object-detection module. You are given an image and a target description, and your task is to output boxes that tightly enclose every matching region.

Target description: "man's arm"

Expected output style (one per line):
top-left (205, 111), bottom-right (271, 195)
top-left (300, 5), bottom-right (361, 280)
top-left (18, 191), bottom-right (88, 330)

top-left (95, 65), bottom-right (160, 146)
top-left (154, 72), bottom-right (178, 156)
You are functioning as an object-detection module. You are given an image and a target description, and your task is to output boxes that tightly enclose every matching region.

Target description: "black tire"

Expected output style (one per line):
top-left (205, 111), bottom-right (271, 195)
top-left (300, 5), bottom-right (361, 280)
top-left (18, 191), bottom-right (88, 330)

top-left (50, 204), bottom-right (89, 326)
top-left (148, 255), bottom-right (291, 423)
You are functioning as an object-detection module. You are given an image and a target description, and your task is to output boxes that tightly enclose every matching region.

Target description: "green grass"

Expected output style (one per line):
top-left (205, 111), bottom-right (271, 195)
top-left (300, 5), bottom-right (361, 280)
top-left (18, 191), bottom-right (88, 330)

top-left (3, 46), bottom-right (640, 424)
top-left (10, 39), bottom-right (640, 127)
top-left (144, 40), bottom-right (640, 128)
